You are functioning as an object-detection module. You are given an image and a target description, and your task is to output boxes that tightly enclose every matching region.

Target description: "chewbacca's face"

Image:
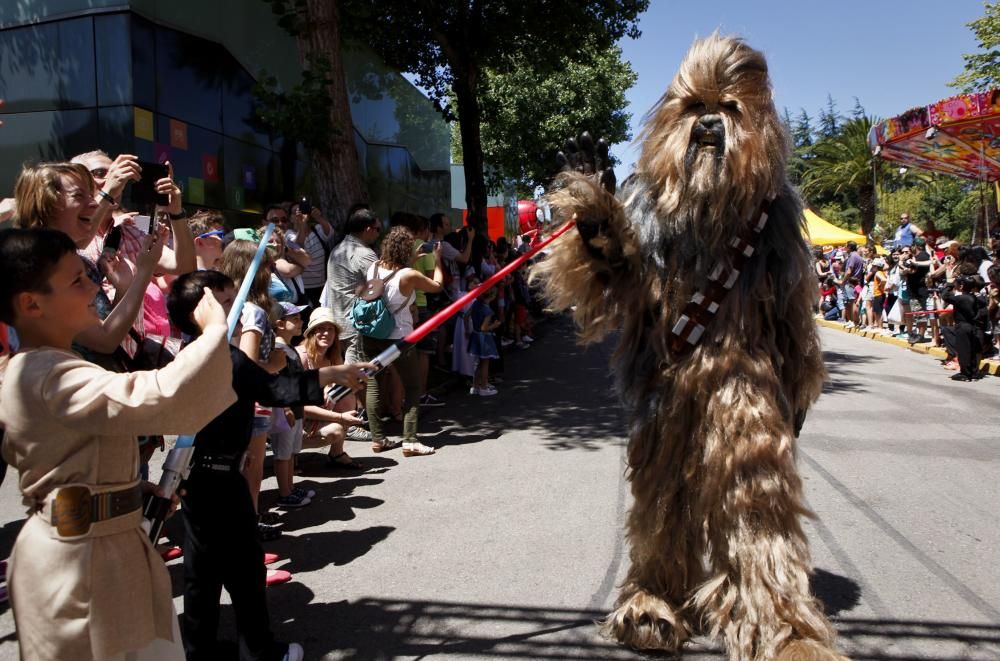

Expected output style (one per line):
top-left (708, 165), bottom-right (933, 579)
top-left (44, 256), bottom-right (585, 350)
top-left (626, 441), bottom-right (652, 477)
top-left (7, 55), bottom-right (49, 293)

top-left (639, 35), bottom-right (787, 221)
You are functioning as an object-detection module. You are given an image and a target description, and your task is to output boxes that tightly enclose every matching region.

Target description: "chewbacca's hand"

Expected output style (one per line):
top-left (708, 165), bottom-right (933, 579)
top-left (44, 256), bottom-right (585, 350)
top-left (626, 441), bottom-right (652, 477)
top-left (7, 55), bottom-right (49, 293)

top-left (556, 132), bottom-right (617, 194)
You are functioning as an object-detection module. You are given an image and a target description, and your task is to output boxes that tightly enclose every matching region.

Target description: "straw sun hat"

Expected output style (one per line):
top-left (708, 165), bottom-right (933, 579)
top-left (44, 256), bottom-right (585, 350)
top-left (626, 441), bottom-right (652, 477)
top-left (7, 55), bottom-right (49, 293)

top-left (304, 308), bottom-right (341, 336)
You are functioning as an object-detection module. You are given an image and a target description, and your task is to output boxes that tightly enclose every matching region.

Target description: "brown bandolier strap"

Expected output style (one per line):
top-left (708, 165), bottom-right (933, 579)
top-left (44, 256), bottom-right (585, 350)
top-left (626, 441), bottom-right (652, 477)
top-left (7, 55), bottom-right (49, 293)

top-left (668, 198), bottom-right (772, 356)
top-left (45, 483), bottom-right (144, 538)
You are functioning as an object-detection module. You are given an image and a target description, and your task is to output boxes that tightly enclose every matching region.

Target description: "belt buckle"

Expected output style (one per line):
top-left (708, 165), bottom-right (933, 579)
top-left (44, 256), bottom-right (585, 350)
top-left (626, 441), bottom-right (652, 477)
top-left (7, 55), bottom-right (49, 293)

top-left (51, 485), bottom-right (93, 538)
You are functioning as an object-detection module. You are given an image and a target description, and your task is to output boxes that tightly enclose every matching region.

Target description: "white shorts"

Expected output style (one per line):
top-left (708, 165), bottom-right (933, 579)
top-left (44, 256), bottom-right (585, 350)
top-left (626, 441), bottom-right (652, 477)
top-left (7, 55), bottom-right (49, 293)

top-left (271, 418), bottom-right (304, 460)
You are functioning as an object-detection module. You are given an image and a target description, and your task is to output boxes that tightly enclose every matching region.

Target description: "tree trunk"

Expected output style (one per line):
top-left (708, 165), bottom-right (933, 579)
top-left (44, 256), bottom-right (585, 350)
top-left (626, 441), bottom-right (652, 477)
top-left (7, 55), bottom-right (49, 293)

top-left (859, 184), bottom-right (876, 242)
top-left (299, 0), bottom-right (367, 227)
top-left (453, 73), bottom-right (488, 231)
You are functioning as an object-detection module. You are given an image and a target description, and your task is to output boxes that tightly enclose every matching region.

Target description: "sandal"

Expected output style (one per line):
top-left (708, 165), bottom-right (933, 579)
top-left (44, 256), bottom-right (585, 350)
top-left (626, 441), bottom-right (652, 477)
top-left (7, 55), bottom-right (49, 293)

top-left (371, 438), bottom-right (400, 453)
top-left (402, 442), bottom-right (435, 457)
top-left (326, 452), bottom-right (364, 470)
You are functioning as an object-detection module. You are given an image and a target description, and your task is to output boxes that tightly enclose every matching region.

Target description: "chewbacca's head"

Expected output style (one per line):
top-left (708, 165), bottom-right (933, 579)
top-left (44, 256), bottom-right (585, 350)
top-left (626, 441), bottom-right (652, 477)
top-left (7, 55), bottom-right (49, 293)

top-left (638, 34), bottom-right (788, 234)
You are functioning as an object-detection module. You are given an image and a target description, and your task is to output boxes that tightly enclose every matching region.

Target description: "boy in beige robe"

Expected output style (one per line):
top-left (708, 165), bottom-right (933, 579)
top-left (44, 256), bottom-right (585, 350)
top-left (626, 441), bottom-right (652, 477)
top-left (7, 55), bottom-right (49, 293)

top-left (0, 227), bottom-right (237, 660)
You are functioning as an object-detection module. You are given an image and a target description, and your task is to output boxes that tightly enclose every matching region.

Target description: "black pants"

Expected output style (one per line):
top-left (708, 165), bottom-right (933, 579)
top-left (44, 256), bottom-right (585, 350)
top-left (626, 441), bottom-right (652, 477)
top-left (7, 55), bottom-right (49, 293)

top-left (304, 287), bottom-right (324, 310)
top-left (182, 470), bottom-right (280, 661)
top-left (941, 322), bottom-right (982, 378)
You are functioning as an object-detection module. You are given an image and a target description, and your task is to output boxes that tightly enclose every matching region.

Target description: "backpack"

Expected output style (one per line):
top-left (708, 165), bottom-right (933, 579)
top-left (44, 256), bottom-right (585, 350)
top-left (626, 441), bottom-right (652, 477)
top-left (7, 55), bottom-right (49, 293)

top-left (351, 264), bottom-right (405, 339)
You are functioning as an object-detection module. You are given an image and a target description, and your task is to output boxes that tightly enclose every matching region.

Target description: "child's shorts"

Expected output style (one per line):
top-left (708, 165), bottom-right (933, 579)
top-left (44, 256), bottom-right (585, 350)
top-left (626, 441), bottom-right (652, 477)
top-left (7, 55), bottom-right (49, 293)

top-left (252, 404), bottom-right (272, 435)
top-left (271, 418), bottom-right (304, 460)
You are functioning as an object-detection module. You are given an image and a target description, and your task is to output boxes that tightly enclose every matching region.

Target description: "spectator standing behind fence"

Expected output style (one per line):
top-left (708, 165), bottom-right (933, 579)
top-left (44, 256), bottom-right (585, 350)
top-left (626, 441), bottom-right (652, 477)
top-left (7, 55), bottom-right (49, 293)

top-left (838, 241), bottom-right (864, 328)
top-left (286, 202), bottom-right (335, 308)
top-left (902, 238), bottom-right (933, 343)
top-left (360, 226), bottom-right (446, 457)
top-left (325, 208), bottom-right (381, 364)
top-left (894, 212), bottom-right (923, 247)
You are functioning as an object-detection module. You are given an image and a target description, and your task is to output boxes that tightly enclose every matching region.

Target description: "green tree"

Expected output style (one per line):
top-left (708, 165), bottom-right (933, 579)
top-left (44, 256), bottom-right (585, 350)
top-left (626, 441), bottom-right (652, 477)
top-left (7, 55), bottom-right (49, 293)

top-left (817, 93), bottom-right (841, 139)
top-left (259, 0), bottom-right (368, 222)
top-left (800, 115), bottom-right (879, 237)
top-left (916, 176), bottom-right (981, 241)
top-left (792, 109), bottom-right (814, 148)
top-left (477, 45), bottom-right (637, 196)
top-left (338, 0), bottom-right (647, 228)
top-left (951, 1), bottom-right (1000, 91)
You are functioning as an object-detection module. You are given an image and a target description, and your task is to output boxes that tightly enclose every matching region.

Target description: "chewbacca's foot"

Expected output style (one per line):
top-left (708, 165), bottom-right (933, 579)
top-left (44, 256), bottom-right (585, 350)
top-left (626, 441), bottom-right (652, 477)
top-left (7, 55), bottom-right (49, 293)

top-left (602, 589), bottom-right (690, 652)
top-left (776, 638), bottom-right (849, 661)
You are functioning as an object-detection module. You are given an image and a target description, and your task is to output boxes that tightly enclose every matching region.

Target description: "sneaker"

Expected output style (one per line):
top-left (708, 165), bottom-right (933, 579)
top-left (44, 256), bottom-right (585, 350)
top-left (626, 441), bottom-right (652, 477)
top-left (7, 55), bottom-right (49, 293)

top-left (283, 642), bottom-right (304, 661)
top-left (515, 341), bottom-right (529, 349)
top-left (419, 393), bottom-right (446, 407)
top-left (522, 335), bottom-right (535, 343)
top-left (473, 385), bottom-right (498, 397)
top-left (346, 426), bottom-right (372, 442)
top-left (276, 493), bottom-right (311, 509)
top-left (265, 569), bottom-right (292, 587)
top-left (500, 337), bottom-right (514, 347)
top-left (292, 486), bottom-right (316, 500)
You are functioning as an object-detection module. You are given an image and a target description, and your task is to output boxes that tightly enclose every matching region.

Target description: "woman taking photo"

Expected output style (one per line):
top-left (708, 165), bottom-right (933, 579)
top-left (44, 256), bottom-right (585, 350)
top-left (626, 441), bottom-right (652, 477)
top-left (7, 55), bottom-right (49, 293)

top-left (361, 226), bottom-right (445, 456)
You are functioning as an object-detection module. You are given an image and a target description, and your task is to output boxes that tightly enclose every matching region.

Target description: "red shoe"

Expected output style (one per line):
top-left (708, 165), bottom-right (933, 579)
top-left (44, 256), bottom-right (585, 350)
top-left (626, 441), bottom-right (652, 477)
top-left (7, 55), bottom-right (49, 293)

top-left (265, 569), bottom-right (292, 587)
top-left (264, 552), bottom-right (280, 565)
top-left (158, 546), bottom-right (183, 562)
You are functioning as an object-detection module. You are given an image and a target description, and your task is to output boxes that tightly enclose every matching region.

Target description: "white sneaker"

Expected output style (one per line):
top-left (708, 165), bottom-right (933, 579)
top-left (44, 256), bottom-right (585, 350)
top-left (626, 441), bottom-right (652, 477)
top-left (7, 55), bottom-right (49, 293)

top-left (500, 337), bottom-right (514, 347)
top-left (283, 642), bottom-right (304, 661)
top-left (475, 385), bottom-right (498, 396)
top-left (522, 335), bottom-right (535, 343)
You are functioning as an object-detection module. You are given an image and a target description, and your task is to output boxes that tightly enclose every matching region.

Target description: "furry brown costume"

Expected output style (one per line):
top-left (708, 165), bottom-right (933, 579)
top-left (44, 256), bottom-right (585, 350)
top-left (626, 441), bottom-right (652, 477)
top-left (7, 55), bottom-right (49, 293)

top-left (532, 35), bottom-right (844, 660)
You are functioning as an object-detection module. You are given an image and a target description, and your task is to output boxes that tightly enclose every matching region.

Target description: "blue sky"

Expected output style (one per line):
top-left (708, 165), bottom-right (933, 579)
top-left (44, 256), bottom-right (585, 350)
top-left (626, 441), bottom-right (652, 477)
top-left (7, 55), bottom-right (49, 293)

top-left (613, 0), bottom-right (986, 179)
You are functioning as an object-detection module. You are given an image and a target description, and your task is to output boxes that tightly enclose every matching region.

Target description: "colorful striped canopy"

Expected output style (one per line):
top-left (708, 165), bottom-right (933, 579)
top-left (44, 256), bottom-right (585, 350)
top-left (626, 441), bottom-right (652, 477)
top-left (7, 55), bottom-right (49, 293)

top-left (868, 91), bottom-right (1000, 182)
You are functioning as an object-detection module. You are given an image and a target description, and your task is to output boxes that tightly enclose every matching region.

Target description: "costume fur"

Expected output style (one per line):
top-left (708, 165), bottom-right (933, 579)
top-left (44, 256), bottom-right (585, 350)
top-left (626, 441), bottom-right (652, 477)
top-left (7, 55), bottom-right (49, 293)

top-left (532, 35), bottom-right (843, 660)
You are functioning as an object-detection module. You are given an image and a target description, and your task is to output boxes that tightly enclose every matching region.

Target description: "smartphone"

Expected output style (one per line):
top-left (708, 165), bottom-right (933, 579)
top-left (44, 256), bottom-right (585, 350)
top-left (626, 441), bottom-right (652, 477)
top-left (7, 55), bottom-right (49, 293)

top-left (420, 239), bottom-right (439, 253)
top-left (103, 225), bottom-right (123, 257)
top-left (298, 197), bottom-right (312, 216)
top-left (131, 161), bottom-right (170, 207)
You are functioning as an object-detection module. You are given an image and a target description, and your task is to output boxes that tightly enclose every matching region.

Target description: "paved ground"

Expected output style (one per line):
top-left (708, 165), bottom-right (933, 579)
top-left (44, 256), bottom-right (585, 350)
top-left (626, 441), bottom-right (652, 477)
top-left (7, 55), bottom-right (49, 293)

top-left (0, 320), bottom-right (998, 660)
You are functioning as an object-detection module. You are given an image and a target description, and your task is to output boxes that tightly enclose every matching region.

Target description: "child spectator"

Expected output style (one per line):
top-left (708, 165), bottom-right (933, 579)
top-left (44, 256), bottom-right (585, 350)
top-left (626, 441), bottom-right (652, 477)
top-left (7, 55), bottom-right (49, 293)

top-left (296, 308), bottom-right (368, 468)
top-left (189, 210), bottom-right (226, 271)
top-left (166, 270), bottom-right (369, 661)
top-left (820, 276), bottom-right (840, 321)
top-left (270, 302), bottom-right (317, 508)
top-left (218, 239), bottom-right (285, 540)
top-left (467, 280), bottom-right (502, 396)
top-left (0, 228), bottom-right (235, 661)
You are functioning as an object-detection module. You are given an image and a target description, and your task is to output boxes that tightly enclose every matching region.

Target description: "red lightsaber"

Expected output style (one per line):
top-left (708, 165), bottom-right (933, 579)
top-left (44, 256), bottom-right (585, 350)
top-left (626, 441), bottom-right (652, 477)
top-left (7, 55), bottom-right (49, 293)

top-left (326, 217), bottom-right (578, 402)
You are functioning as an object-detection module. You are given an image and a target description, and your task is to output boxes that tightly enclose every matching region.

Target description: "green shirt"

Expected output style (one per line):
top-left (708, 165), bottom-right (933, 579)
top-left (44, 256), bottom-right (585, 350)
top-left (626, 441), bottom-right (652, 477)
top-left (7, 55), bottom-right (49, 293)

top-left (412, 239), bottom-right (435, 308)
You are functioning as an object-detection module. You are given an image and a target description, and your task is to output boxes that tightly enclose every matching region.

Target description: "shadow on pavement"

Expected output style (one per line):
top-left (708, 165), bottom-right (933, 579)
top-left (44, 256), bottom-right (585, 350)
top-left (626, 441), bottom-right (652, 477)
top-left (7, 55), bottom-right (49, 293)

top-left (821, 350), bottom-right (883, 395)
top-left (420, 315), bottom-right (626, 453)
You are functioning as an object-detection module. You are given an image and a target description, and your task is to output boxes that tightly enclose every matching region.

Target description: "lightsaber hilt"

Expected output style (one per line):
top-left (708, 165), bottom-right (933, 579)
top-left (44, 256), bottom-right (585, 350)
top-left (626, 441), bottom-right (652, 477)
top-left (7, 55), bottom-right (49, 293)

top-left (143, 224), bottom-right (275, 544)
top-left (327, 341), bottom-right (404, 404)
top-left (140, 445), bottom-right (194, 543)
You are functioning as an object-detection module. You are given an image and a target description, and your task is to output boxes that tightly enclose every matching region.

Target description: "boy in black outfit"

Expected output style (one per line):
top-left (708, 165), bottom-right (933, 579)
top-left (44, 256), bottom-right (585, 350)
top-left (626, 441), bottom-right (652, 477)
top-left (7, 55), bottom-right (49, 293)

top-left (167, 271), bottom-right (369, 661)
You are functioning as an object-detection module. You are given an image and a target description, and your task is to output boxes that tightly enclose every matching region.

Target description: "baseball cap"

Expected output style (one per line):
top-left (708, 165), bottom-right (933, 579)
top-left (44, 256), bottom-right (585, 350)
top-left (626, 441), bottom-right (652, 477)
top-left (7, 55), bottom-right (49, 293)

top-left (274, 301), bottom-right (308, 318)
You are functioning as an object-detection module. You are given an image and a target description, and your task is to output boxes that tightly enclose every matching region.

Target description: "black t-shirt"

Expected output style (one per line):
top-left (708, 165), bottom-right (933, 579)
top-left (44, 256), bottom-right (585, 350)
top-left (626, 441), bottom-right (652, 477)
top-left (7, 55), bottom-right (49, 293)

top-left (191, 346), bottom-right (324, 458)
top-left (905, 250), bottom-right (930, 296)
top-left (943, 291), bottom-right (981, 326)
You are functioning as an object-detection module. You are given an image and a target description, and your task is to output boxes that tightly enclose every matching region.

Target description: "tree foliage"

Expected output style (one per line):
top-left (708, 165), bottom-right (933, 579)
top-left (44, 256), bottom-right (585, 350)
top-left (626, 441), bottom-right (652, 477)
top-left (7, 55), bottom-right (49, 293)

top-left (951, 1), bottom-right (1000, 91)
top-left (252, 53), bottom-right (338, 153)
top-left (338, 0), bottom-right (648, 226)
top-left (478, 45), bottom-right (636, 195)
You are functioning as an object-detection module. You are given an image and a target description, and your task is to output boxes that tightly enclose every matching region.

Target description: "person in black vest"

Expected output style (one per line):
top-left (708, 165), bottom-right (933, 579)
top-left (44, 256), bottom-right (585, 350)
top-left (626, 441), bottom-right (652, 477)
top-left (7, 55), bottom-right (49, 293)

top-left (940, 275), bottom-right (986, 381)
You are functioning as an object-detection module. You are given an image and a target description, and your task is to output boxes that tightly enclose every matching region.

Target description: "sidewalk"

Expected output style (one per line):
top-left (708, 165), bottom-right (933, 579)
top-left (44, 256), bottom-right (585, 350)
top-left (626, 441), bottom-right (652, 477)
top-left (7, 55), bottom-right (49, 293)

top-left (815, 318), bottom-right (1000, 377)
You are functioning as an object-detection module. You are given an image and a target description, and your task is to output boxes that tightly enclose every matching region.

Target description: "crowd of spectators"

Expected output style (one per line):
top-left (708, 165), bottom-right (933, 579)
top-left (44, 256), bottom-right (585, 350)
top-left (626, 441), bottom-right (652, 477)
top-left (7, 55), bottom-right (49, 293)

top-left (0, 151), bottom-right (547, 660)
top-left (815, 212), bottom-right (1000, 381)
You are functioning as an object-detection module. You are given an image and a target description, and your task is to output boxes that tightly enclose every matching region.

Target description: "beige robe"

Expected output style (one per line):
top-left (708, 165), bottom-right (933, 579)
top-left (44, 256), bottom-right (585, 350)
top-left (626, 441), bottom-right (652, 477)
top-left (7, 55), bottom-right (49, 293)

top-left (0, 326), bottom-right (237, 661)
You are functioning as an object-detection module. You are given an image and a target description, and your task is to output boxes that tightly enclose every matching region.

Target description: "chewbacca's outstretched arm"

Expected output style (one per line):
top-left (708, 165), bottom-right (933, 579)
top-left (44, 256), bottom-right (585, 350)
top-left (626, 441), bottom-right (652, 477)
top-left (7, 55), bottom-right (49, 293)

top-left (530, 171), bottom-right (639, 344)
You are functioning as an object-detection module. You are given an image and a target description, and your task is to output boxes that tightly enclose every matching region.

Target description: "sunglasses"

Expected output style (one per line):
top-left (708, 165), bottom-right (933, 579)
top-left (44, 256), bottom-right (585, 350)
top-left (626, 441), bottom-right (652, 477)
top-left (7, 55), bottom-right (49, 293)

top-left (89, 168), bottom-right (109, 178)
top-left (197, 229), bottom-right (226, 239)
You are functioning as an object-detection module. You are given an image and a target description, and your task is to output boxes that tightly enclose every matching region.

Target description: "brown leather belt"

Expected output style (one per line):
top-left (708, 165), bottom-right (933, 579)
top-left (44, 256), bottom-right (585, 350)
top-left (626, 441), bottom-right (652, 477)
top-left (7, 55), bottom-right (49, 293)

top-left (39, 483), bottom-right (143, 539)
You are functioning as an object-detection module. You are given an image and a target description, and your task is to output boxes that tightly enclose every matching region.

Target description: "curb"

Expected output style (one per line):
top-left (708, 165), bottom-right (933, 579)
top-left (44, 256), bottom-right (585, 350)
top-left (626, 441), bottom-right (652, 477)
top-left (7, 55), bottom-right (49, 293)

top-left (816, 319), bottom-right (1000, 377)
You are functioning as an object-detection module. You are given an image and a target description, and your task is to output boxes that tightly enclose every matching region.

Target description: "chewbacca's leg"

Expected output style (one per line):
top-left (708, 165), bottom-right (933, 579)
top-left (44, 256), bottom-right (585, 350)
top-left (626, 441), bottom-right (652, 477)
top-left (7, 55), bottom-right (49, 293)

top-left (692, 381), bottom-right (844, 661)
top-left (602, 470), bottom-right (699, 652)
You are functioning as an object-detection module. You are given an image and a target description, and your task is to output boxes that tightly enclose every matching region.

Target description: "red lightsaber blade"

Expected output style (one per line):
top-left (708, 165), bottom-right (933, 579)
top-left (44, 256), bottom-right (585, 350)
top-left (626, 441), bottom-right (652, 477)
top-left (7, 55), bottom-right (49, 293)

top-left (326, 217), bottom-right (577, 403)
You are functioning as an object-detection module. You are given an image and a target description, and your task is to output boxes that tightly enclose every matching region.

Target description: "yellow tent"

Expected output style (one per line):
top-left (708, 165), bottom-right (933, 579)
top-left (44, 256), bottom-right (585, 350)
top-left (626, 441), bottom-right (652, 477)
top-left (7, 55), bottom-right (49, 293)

top-left (803, 208), bottom-right (887, 254)
top-left (803, 208), bottom-right (866, 245)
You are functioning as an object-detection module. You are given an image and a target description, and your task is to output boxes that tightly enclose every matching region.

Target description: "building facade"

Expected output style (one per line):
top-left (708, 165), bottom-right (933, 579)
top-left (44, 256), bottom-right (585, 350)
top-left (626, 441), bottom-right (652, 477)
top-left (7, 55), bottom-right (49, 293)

top-left (0, 1), bottom-right (451, 223)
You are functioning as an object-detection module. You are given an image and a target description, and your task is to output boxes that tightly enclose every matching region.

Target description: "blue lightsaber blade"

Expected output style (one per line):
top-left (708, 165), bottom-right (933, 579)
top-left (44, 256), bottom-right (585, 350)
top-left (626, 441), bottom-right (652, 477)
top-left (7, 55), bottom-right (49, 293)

top-left (143, 224), bottom-right (275, 543)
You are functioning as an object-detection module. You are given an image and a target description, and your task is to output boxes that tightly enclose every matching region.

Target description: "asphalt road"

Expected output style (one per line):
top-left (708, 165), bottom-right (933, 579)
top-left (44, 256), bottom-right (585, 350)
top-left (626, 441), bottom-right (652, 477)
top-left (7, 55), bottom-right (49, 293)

top-left (0, 321), bottom-right (997, 660)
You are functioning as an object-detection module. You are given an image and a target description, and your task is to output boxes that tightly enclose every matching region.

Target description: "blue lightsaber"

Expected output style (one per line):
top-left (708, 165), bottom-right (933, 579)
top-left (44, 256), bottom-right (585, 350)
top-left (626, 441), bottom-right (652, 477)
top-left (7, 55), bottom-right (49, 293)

top-left (143, 224), bottom-right (275, 543)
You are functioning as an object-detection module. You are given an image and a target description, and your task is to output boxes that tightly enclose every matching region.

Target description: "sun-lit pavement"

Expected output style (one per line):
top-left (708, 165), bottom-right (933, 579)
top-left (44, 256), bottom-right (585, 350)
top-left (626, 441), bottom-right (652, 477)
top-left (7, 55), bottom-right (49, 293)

top-left (0, 321), bottom-right (998, 659)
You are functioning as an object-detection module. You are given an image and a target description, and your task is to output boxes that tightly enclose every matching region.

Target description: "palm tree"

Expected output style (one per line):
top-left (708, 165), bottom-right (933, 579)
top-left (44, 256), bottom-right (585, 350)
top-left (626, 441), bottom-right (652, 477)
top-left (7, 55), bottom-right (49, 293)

top-left (800, 115), bottom-right (879, 239)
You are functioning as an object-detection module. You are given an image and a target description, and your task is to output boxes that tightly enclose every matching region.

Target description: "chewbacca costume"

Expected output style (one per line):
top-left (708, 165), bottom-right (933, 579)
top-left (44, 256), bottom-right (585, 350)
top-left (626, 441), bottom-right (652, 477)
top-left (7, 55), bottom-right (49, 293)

top-left (532, 35), bottom-right (844, 660)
